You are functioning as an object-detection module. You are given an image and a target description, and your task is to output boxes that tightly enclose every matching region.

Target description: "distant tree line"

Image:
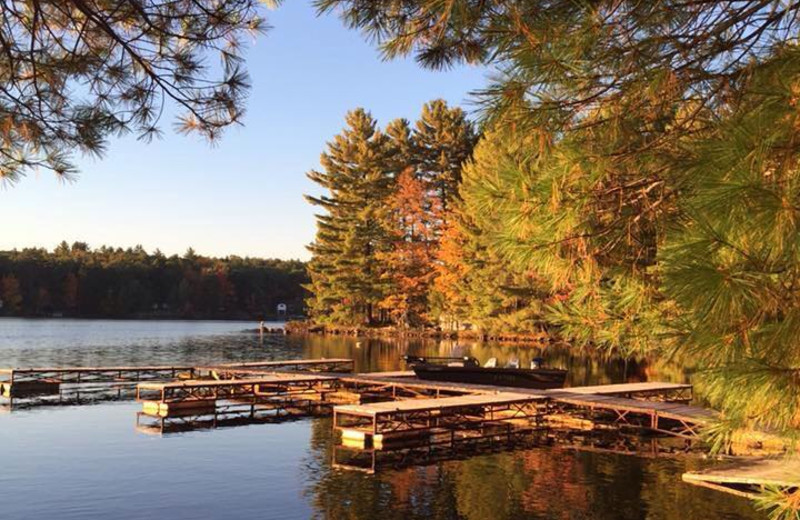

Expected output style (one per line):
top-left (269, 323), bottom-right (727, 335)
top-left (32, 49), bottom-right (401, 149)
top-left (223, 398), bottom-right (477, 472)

top-left (0, 242), bottom-right (307, 319)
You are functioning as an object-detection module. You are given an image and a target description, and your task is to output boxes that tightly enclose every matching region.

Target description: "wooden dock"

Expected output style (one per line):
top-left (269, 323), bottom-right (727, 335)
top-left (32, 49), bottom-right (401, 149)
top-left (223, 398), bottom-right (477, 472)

top-left (544, 391), bottom-right (715, 439)
top-left (682, 457), bottom-right (800, 498)
top-left (215, 358), bottom-right (354, 373)
top-left (331, 376), bottom-right (709, 438)
top-left (122, 366), bottom-right (713, 441)
top-left (334, 391), bottom-right (547, 450)
top-left (0, 365), bottom-right (199, 399)
top-left (9, 355), bottom-right (788, 492)
top-left (0, 358), bottom-right (354, 407)
top-left (135, 373), bottom-right (349, 433)
top-left (560, 382), bottom-right (693, 402)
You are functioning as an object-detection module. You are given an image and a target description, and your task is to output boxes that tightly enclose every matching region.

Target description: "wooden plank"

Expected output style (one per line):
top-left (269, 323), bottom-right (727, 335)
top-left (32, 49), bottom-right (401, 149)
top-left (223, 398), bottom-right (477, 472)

top-left (563, 382), bottom-right (692, 395)
top-left (335, 392), bottom-right (542, 417)
top-left (3, 359), bottom-right (352, 376)
top-left (219, 358), bottom-right (352, 368)
top-left (550, 392), bottom-right (716, 425)
top-left (356, 371), bottom-right (416, 378)
top-left (683, 457), bottom-right (800, 490)
top-left (5, 366), bottom-right (193, 374)
top-left (138, 373), bottom-right (336, 391)
top-left (340, 375), bottom-right (548, 396)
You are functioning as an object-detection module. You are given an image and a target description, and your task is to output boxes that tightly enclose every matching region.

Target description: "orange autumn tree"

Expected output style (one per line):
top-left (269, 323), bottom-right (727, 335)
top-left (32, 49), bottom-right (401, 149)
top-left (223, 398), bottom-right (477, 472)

top-left (432, 212), bottom-right (472, 330)
top-left (378, 167), bottom-right (438, 327)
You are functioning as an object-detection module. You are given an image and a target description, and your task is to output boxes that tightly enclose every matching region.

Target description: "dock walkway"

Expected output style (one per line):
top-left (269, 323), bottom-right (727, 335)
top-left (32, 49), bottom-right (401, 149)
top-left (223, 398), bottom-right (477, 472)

top-left (135, 373), bottom-right (344, 433)
top-left (0, 358), bottom-right (352, 401)
top-left (330, 377), bottom-right (712, 442)
top-left (334, 391), bottom-right (547, 449)
top-left (560, 382), bottom-right (693, 401)
top-left (682, 457), bottom-right (800, 498)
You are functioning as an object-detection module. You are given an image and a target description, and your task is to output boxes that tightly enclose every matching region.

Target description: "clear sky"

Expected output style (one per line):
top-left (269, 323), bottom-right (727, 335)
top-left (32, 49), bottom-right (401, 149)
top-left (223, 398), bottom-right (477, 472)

top-left (0, 2), bottom-right (486, 261)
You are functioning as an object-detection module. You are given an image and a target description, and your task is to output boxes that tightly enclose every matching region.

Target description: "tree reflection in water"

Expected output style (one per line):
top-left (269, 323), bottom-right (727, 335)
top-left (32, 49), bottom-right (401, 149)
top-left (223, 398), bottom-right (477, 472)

top-left (303, 416), bottom-right (760, 520)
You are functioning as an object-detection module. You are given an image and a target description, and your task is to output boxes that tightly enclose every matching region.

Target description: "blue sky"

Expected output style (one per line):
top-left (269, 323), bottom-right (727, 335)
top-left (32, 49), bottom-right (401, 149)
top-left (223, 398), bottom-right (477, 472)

top-left (0, 2), bottom-right (486, 261)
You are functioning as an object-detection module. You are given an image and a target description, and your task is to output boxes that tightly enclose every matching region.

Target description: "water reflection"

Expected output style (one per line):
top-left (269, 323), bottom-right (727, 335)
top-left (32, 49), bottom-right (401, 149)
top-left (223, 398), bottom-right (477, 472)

top-left (303, 418), bottom-right (758, 520)
top-left (295, 335), bottom-right (678, 387)
top-left (0, 319), bottom-right (756, 520)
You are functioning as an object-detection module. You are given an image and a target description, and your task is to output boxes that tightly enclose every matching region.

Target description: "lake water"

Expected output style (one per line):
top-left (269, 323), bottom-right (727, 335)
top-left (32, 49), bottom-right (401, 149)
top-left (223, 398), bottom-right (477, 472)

top-left (0, 318), bottom-right (761, 519)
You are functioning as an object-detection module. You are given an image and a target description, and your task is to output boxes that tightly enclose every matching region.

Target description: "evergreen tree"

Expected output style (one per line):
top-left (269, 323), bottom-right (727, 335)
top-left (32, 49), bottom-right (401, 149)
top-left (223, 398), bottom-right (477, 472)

top-left (305, 109), bottom-right (394, 325)
top-left (435, 127), bottom-right (551, 335)
top-left (662, 49), bottom-right (800, 442)
top-left (305, 105), bottom-right (476, 327)
top-left (377, 118), bottom-right (438, 327)
top-left (412, 99), bottom-right (476, 233)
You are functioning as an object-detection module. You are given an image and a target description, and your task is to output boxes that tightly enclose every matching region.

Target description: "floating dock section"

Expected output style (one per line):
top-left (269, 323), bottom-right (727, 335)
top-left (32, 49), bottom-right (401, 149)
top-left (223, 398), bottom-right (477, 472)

top-left (0, 358), bottom-right (353, 410)
top-left (212, 358), bottom-right (354, 373)
top-left (682, 457), bottom-right (800, 498)
top-left (334, 391), bottom-right (547, 449)
top-left (0, 365), bottom-right (198, 398)
top-left (135, 373), bottom-right (349, 433)
top-left (545, 389), bottom-right (714, 439)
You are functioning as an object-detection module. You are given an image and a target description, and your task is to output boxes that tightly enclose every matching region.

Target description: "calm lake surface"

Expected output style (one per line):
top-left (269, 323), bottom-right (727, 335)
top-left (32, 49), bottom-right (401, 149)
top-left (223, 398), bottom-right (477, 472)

top-left (0, 318), bottom-right (761, 519)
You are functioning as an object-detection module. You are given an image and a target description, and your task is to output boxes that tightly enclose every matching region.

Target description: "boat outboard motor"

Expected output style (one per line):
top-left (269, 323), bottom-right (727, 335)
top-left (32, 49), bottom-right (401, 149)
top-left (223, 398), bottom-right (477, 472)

top-left (530, 357), bottom-right (544, 369)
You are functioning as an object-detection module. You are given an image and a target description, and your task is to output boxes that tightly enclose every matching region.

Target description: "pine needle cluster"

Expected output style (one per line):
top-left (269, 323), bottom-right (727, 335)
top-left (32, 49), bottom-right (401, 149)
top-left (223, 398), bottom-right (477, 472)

top-left (1, 0), bottom-right (275, 183)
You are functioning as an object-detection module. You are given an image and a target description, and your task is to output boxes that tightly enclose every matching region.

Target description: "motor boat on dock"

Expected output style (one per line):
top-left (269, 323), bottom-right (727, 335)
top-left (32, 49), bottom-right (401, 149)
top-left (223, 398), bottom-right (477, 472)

top-left (402, 355), bottom-right (567, 389)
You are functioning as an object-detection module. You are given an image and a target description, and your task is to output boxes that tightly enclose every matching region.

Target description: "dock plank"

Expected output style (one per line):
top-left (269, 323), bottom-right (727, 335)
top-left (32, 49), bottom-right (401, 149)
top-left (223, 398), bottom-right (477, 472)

top-left (564, 382), bottom-right (691, 395)
top-left (219, 358), bottom-right (353, 368)
top-left (335, 392), bottom-right (543, 417)
top-left (138, 373), bottom-right (336, 391)
top-left (683, 457), bottom-right (800, 496)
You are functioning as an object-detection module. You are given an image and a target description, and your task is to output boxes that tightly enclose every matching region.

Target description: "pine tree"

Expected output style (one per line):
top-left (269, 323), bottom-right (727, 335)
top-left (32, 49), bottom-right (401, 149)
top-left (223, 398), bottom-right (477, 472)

top-left (434, 127), bottom-right (552, 335)
top-left (305, 109), bottom-right (394, 325)
top-left (0, 0), bottom-right (276, 183)
top-left (662, 49), bottom-right (800, 441)
top-left (377, 118), bottom-right (437, 327)
top-left (412, 100), bottom-right (476, 234)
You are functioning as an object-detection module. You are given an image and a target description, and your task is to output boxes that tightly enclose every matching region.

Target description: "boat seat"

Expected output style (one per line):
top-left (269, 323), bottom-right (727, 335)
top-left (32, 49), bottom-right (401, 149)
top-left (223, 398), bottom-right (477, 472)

top-left (483, 358), bottom-right (497, 368)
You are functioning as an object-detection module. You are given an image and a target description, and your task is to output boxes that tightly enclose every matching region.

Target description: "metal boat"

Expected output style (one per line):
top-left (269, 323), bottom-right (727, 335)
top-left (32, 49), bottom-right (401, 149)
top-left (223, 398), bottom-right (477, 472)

top-left (402, 355), bottom-right (567, 389)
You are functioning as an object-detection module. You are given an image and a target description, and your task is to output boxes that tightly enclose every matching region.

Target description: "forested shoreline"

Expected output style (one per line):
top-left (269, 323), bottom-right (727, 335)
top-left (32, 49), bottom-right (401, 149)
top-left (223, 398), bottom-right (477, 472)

top-left (0, 242), bottom-right (307, 320)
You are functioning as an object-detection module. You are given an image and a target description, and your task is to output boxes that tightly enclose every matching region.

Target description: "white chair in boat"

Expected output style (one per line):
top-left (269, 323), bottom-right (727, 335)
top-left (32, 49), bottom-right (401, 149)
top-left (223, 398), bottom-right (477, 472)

top-left (483, 357), bottom-right (497, 368)
top-left (505, 358), bottom-right (520, 369)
